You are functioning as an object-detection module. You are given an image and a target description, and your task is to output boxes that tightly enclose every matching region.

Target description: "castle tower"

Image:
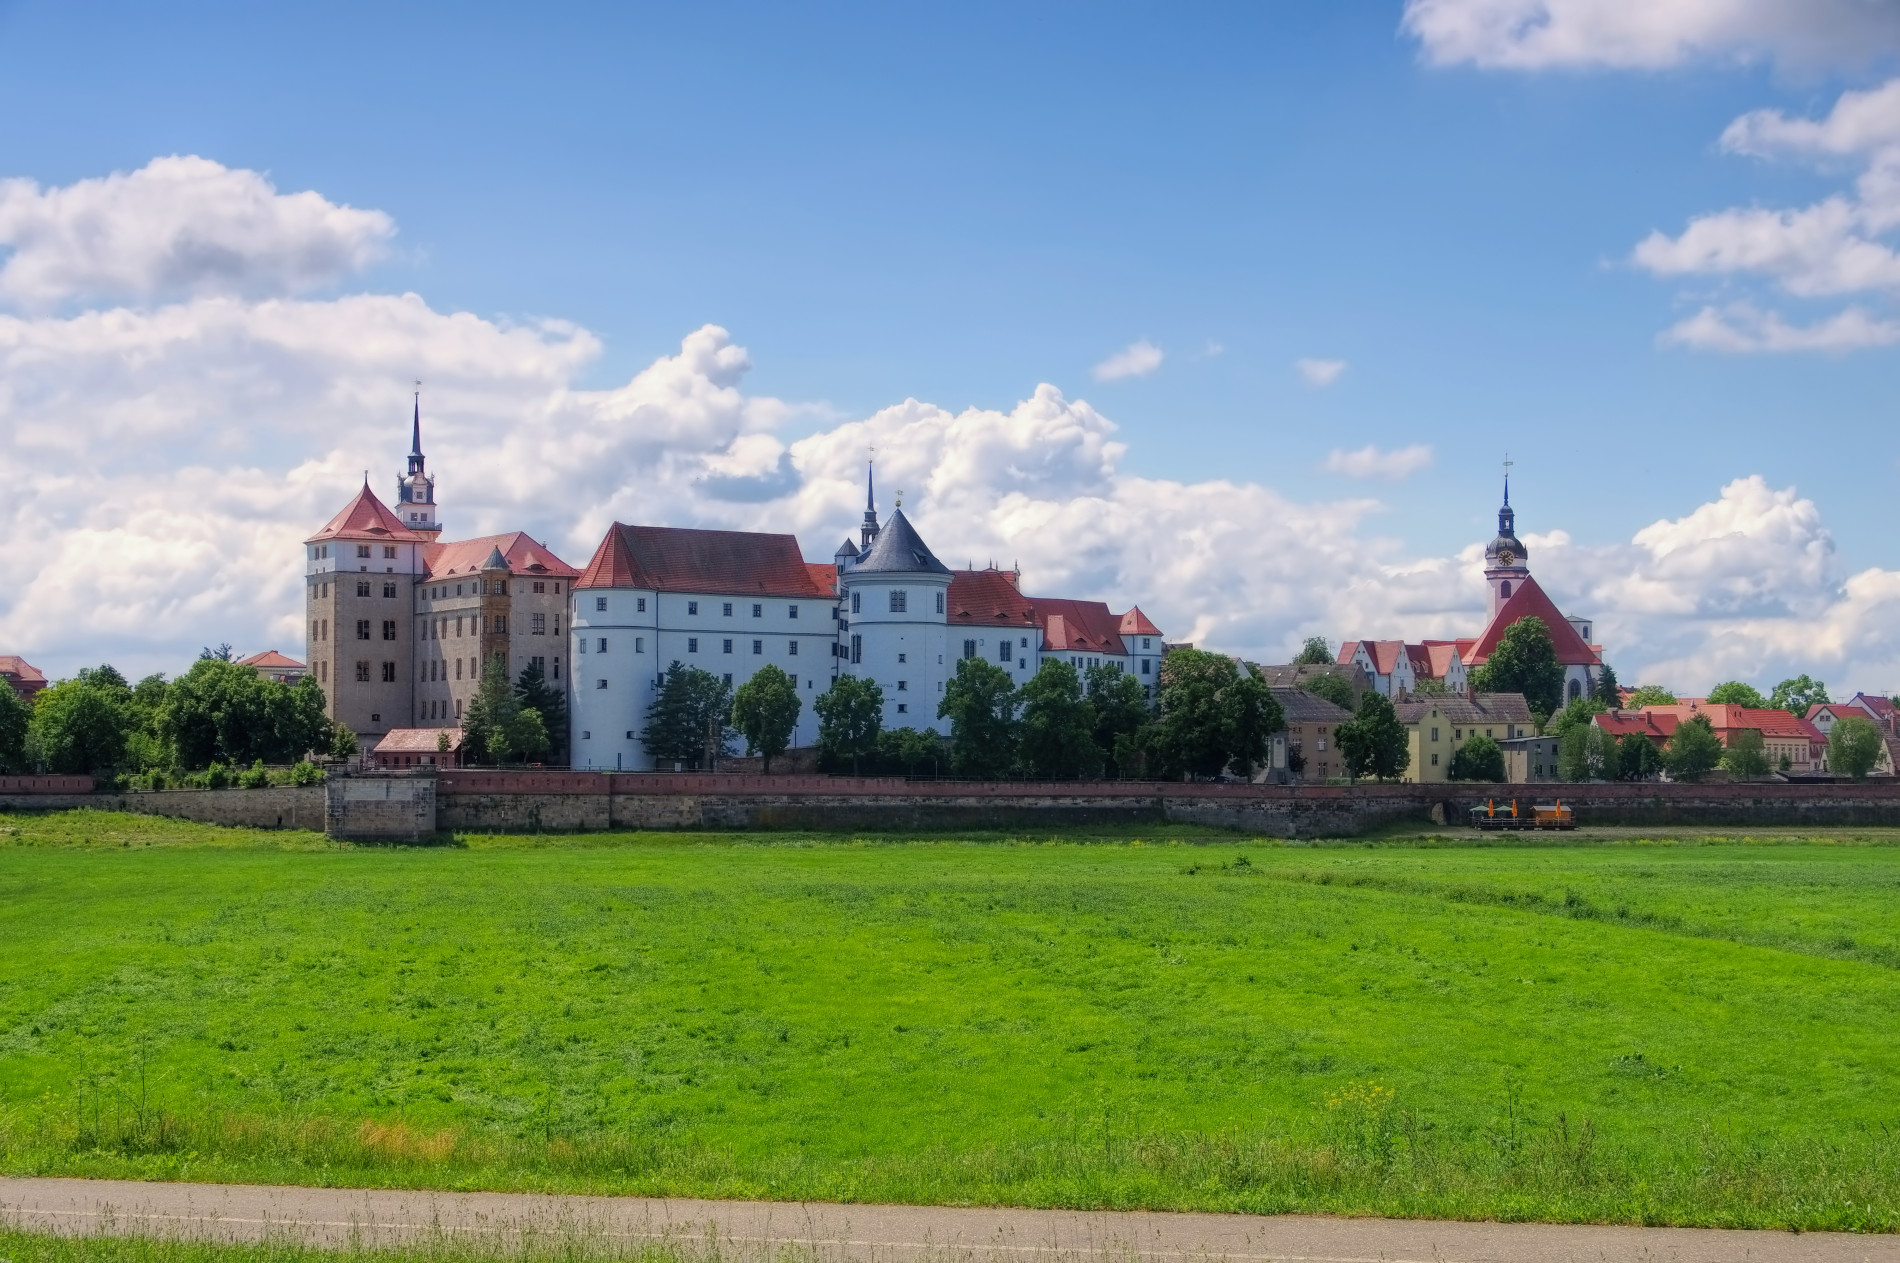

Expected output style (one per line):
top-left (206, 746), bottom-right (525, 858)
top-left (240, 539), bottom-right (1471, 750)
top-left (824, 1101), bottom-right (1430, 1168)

top-left (1482, 473), bottom-right (1529, 619)
top-left (396, 391), bottom-right (442, 536)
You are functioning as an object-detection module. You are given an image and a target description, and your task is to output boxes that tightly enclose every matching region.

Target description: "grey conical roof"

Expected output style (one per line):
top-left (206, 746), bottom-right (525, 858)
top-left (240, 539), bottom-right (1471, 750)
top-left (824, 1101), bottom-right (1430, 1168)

top-left (850, 508), bottom-right (950, 575)
top-left (835, 537), bottom-right (860, 558)
top-left (482, 545), bottom-right (509, 570)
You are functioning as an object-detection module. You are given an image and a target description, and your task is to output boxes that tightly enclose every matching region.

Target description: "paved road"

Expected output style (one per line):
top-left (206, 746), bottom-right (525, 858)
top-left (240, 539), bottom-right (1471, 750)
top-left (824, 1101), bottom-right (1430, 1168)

top-left (1, 1177), bottom-right (1895, 1263)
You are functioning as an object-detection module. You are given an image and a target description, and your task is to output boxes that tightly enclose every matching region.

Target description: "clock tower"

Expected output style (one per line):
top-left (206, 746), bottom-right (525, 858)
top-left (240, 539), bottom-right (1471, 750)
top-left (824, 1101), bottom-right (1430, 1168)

top-left (1483, 472), bottom-right (1528, 619)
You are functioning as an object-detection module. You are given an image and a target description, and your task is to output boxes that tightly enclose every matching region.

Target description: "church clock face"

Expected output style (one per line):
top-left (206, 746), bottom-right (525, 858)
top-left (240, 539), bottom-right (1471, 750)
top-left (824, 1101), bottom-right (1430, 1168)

top-left (1498, 549), bottom-right (1516, 566)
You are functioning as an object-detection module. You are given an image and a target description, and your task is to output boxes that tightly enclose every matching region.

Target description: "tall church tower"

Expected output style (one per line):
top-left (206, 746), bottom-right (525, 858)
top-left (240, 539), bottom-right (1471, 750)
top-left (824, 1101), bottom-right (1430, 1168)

top-left (396, 391), bottom-right (442, 537)
top-left (1482, 472), bottom-right (1529, 619)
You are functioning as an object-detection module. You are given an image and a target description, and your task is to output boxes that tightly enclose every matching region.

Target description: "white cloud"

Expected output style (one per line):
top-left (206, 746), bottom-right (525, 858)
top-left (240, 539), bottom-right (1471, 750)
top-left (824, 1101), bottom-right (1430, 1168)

top-left (1091, 339), bottom-right (1164, 381)
top-left (0, 156), bottom-right (394, 306)
top-left (1296, 357), bottom-right (1347, 387)
top-left (6, 158), bottom-right (1900, 697)
top-left (1323, 444), bottom-right (1434, 480)
top-left (1402, 0), bottom-right (1900, 71)
top-left (1660, 301), bottom-right (1900, 352)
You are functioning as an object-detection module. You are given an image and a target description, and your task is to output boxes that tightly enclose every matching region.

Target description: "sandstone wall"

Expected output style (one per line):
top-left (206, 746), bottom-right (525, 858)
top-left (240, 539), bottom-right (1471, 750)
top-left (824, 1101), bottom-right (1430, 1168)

top-left (0, 786), bottom-right (324, 830)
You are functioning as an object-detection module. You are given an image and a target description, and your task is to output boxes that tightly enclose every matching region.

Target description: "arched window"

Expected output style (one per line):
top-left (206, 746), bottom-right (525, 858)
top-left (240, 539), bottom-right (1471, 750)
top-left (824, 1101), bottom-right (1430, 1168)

top-left (1500, 581), bottom-right (1512, 598)
top-left (1567, 678), bottom-right (1581, 702)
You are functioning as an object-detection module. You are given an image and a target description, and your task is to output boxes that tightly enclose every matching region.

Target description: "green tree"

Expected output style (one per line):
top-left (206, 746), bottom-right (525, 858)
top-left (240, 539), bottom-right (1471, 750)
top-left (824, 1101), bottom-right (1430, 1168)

top-left (0, 683), bottom-right (32, 773)
top-left (1447, 733), bottom-right (1505, 782)
top-left (1592, 662), bottom-right (1621, 706)
top-left (1336, 690), bottom-right (1410, 782)
top-left (462, 662), bottom-right (522, 764)
top-left (815, 674), bottom-right (884, 774)
top-left (1616, 733), bottom-right (1664, 781)
top-left (1085, 663), bottom-right (1151, 778)
top-left (330, 721), bottom-right (359, 760)
top-left (1720, 727), bottom-right (1772, 780)
top-left (1469, 617), bottom-right (1565, 722)
top-left (1293, 636), bottom-right (1333, 666)
top-left (1545, 695), bottom-right (1606, 740)
top-left (1770, 674), bottom-right (1830, 718)
top-left (1664, 713), bottom-right (1723, 782)
top-left (513, 660), bottom-right (568, 763)
top-left (639, 662), bottom-right (733, 770)
top-left (939, 656), bottom-right (1020, 778)
top-left (1625, 685), bottom-right (1677, 708)
top-left (1298, 670), bottom-right (1355, 711)
top-left (1151, 650), bottom-right (1280, 779)
top-left (731, 664), bottom-right (802, 773)
top-left (1707, 681), bottom-right (1768, 708)
top-left (1018, 659), bottom-right (1100, 779)
top-left (873, 726), bottom-right (945, 776)
top-left (1558, 723), bottom-right (1616, 782)
top-left (157, 659), bottom-right (329, 770)
top-left (27, 678), bottom-right (131, 774)
top-left (1829, 715), bottom-right (1884, 780)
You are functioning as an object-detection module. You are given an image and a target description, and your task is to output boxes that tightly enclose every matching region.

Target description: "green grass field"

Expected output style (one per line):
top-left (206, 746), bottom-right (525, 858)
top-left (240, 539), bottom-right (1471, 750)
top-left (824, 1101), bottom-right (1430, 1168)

top-left (4, 810), bottom-right (1900, 1230)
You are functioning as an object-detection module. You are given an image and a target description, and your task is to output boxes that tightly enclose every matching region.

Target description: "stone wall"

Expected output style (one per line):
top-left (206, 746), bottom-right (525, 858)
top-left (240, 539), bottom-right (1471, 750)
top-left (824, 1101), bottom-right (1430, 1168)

top-left (325, 775), bottom-right (437, 841)
top-left (0, 786), bottom-right (325, 830)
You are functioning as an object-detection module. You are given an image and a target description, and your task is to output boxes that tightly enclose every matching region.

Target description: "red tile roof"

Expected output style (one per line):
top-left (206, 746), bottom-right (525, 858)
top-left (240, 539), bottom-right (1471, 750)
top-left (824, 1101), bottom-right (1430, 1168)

top-left (1340, 639), bottom-right (1410, 677)
top-left (1418, 641), bottom-right (1464, 680)
top-left (237, 650), bottom-right (305, 670)
top-left (0, 656), bottom-right (47, 686)
top-left (806, 563), bottom-right (838, 595)
top-left (372, 727), bottom-right (464, 753)
top-left (1594, 710), bottom-right (1678, 740)
top-left (1466, 575), bottom-right (1599, 667)
top-left (423, 532), bottom-right (578, 581)
top-left (948, 569), bottom-right (1038, 627)
top-left (1120, 607), bottom-right (1161, 636)
top-left (306, 484), bottom-right (428, 545)
top-left (575, 524), bottom-right (831, 597)
top-left (1035, 598), bottom-right (1129, 655)
top-left (1639, 703), bottom-right (1824, 744)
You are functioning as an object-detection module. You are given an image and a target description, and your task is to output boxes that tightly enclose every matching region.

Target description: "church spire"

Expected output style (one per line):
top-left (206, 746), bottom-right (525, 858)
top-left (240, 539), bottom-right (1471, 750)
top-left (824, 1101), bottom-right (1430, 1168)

top-left (396, 384), bottom-right (441, 535)
top-left (860, 453), bottom-right (881, 550)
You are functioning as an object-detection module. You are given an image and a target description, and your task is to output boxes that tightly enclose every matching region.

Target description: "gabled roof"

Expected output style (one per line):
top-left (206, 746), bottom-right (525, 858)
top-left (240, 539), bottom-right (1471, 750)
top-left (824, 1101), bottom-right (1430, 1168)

top-left (1342, 639), bottom-right (1411, 677)
top-left (849, 509), bottom-right (952, 576)
top-left (1036, 598), bottom-right (1129, 655)
top-left (373, 727), bottom-right (464, 753)
top-left (948, 569), bottom-right (1038, 627)
top-left (237, 650), bottom-right (305, 670)
top-left (423, 532), bottom-right (578, 582)
top-left (306, 484), bottom-right (428, 545)
top-left (1640, 702), bottom-right (1823, 742)
top-left (0, 656), bottom-right (47, 685)
top-left (1466, 575), bottom-right (1599, 667)
top-left (1594, 710), bottom-right (1678, 740)
top-left (1850, 693), bottom-right (1897, 720)
top-left (1417, 641), bottom-right (1464, 679)
top-left (1393, 693), bottom-right (1534, 726)
top-left (575, 524), bottom-right (830, 597)
top-left (1270, 687), bottom-right (1353, 723)
top-left (1120, 607), bottom-right (1162, 636)
top-left (806, 563), bottom-right (838, 595)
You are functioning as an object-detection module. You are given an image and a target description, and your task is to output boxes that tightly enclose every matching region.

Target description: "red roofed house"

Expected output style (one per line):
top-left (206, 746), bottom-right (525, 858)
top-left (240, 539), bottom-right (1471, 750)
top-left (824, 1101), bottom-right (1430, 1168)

top-left (304, 398), bottom-right (577, 747)
top-left (236, 650), bottom-right (307, 685)
top-left (0, 656), bottom-right (48, 702)
top-left (1632, 701), bottom-right (1827, 773)
top-left (946, 565), bottom-right (1166, 698)
top-left (570, 522), bottom-right (837, 769)
top-left (372, 727), bottom-right (465, 769)
top-left (1810, 694), bottom-right (1900, 738)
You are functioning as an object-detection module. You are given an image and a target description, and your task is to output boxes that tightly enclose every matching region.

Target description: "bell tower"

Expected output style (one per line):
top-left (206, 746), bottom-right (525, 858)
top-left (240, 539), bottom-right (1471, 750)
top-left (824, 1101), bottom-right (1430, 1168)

top-left (1482, 461), bottom-right (1528, 619)
top-left (396, 388), bottom-right (442, 536)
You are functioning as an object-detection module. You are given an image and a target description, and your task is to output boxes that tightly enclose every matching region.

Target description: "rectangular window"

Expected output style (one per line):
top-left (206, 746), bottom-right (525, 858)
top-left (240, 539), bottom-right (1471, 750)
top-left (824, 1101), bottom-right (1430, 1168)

top-left (889, 590), bottom-right (907, 613)
top-left (383, 582), bottom-right (397, 598)
top-left (788, 640), bottom-right (798, 656)
top-left (896, 703), bottom-right (908, 714)
top-left (596, 596), bottom-right (607, 612)
top-left (999, 641), bottom-right (1012, 663)
top-left (1431, 727), bottom-right (1439, 741)
top-left (1432, 752), bottom-right (1440, 766)
top-left (382, 661), bottom-right (396, 683)
top-left (898, 652), bottom-right (907, 663)
top-left (689, 637), bottom-right (700, 653)
top-left (789, 605), bottom-right (799, 619)
top-left (532, 613), bottom-right (546, 635)
top-left (356, 619), bottom-right (371, 640)
top-left (936, 592), bottom-right (945, 614)
top-left (597, 678), bottom-right (608, 689)
top-left (752, 639), bottom-right (763, 655)
top-left (455, 658), bottom-right (462, 679)
top-left (382, 620), bottom-right (397, 641)
top-left (752, 603), bottom-right (762, 618)
top-left (723, 638), bottom-right (733, 654)
top-left (357, 580), bottom-right (371, 597)
top-left (597, 637), bottom-right (607, 653)
top-left (721, 602), bottom-right (733, 616)
top-left (357, 545), bottom-right (371, 558)
top-left (1142, 659), bottom-right (1151, 675)
top-left (355, 661), bottom-right (370, 682)
top-left (851, 634), bottom-right (862, 664)
top-left (897, 680), bottom-right (908, 691)
top-left (533, 581), bottom-right (546, 594)
top-left (1454, 729), bottom-right (1462, 740)
top-left (851, 592), bottom-right (860, 614)
top-left (1142, 638), bottom-right (1151, 649)
top-left (689, 601), bottom-right (699, 615)
top-left (455, 698), bottom-right (463, 719)
top-left (723, 673), bottom-right (732, 686)
top-left (963, 639), bottom-right (977, 659)
top-left (553, 656), bottom-right (560, 679)
top-left (383, 545), bottom-right (396, 559)
top-left (636, 597), bottom-right (646, 612)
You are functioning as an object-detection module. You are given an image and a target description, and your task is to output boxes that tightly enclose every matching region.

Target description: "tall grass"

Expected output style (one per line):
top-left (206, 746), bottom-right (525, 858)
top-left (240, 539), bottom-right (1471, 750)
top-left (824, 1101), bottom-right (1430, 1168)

top-left (4, 1097), bottom-right (1898, 1232)
top-left (0, 1227), bottom-right (709, 1263)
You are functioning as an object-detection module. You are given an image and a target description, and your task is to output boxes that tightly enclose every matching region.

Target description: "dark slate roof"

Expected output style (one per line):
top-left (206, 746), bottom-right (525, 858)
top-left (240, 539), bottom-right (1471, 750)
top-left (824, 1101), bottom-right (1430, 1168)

top-left (1393, 693), bottom-right (1534, 726)
top-left (849, 509), bottom-right (951, 576)
top-left (1270, 687), bottom-right (1353, 723)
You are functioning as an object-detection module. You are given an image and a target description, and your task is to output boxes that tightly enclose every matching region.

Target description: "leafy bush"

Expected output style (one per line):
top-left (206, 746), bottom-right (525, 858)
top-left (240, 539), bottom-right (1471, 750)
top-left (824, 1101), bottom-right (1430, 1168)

top-left (238, 759), bottom-right (270, 789)
top-left (283, 760), bottom-right (325, 786)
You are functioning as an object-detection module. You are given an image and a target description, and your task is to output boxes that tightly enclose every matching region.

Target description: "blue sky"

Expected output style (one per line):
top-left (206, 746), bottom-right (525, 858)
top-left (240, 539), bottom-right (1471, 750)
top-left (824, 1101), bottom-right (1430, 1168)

top-left (4, 1), bottom-right (1900, 691)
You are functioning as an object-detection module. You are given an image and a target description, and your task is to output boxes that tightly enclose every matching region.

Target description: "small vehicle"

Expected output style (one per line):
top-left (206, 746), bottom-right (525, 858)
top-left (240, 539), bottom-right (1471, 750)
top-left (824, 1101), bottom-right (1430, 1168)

top-left (1469, 798), bottom-right (1575, 831)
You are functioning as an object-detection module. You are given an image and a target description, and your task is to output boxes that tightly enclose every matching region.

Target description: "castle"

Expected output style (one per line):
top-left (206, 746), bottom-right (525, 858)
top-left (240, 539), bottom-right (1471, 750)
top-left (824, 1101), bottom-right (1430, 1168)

top-left (304, 406), bottom-right (1165, 766)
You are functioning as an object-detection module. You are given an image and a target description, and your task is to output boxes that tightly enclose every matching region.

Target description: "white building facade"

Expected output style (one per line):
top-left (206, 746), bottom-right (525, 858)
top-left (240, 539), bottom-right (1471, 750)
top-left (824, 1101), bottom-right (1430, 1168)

top-left (835, 508), bottom-right (955, 734)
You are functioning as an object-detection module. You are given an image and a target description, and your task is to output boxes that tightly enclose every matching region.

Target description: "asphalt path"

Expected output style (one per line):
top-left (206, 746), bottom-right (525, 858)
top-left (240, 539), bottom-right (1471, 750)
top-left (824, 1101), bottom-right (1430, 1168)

top-left (2, 1177), bottom-right (1895, 1263)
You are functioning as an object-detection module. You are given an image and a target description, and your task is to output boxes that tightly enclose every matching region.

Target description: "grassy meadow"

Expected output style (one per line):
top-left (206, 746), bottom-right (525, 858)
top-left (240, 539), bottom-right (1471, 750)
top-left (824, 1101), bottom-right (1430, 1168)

top-left (3, 810), bottom-right (1900, 1229)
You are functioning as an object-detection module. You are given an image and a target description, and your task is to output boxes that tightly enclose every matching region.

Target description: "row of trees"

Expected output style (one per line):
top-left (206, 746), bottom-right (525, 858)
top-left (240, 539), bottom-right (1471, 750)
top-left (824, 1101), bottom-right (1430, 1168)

top-left (637, 648), bottom-right (1285, 781)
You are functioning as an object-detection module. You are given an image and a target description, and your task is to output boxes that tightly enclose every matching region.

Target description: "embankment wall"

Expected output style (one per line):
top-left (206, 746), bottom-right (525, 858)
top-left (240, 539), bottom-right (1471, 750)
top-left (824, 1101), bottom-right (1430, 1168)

top-left (0, 785), bottom-right (325, 830)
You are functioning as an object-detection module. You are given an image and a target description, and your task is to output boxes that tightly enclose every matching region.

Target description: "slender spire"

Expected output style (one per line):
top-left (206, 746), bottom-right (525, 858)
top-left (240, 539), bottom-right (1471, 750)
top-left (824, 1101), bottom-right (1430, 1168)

top-left (860, 452), bottom-right (881, 549)
top-left (411, 388), bottom-right (422, 456)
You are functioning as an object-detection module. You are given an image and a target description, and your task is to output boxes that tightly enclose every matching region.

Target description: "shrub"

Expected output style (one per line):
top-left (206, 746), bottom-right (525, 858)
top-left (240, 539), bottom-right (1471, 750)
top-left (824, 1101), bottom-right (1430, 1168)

top-left (238, 759), bottom-right (270, 789)
top-left (284, 760), bottom-right (325, 786)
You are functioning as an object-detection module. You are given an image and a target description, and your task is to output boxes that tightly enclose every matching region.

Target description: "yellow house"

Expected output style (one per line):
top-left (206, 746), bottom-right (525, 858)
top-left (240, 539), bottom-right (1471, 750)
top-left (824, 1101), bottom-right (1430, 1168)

top-left (1392, 693), bottom-right (1536, 783)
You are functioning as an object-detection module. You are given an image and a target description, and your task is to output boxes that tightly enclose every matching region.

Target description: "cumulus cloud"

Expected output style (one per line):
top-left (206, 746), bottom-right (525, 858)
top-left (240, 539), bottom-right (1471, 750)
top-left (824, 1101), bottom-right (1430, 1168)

top-left (1296, 357), bottom-right (1347, 387)
top-left (1402, 0), bottom-right (1900, 71)
top-left (1323, 444), bottom-right (1434, 480)
top-left (1091, 339), bottom-right (1163, 381)
top-left (0, 156), bottom-right (394, 306)
top-left (5, 159), bottom-right (1899, 696)
top-left (1633, 78), bottom-right (1900, 353)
